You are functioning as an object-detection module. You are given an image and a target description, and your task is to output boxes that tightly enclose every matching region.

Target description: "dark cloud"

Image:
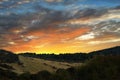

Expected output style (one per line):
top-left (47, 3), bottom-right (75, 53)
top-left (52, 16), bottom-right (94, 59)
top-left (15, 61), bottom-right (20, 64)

top-left (94, 20), bottom-right (120, 35)
top-left (28, 8), bottom-right (108, 30)
top-left (0, 14), bottom-right (21, 30)
top-left (72, 8), bottom-right (108, 19)
top-left (0, 6), bottom-right (110, 37)
top-left (114, 5), bottom-right (120, 9)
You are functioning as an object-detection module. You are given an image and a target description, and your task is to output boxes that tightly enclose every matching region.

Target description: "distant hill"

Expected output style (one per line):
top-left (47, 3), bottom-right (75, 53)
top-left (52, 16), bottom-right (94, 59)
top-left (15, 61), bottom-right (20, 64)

top-left (20, 46), bottom-right (120, 62)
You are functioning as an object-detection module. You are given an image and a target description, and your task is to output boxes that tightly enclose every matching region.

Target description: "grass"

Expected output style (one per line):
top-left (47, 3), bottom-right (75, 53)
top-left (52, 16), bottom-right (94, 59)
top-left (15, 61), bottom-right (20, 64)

top-left (8, 55), bottom-right (82, 74)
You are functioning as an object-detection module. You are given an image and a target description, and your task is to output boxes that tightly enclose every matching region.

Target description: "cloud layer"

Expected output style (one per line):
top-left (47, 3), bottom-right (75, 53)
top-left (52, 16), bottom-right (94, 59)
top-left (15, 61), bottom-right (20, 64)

top-left (0, 0), bottom-right (120, 53)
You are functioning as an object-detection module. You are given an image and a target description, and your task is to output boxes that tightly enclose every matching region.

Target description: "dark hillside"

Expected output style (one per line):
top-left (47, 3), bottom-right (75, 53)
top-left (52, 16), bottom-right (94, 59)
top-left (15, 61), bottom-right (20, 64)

top-left (0, 49), bottom-right (19, 63)
top-left (89, 46), bottom-right (120, 56)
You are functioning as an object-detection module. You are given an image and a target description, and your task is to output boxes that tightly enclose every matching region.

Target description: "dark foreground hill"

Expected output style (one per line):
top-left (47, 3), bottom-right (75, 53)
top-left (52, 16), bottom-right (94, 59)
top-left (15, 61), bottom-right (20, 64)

top-left (0, 49), bottom-right (19, 63)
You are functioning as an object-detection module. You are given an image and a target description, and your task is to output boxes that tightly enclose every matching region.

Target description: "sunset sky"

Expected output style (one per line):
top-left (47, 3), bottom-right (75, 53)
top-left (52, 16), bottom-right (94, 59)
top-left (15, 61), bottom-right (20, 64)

top-left (0, 0), bottom-right (120, 54)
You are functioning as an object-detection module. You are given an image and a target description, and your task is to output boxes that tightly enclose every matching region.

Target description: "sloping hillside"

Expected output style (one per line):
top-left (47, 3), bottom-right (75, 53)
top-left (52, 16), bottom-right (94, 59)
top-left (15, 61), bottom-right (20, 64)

top-left (0, 49), bottom-right (19, 63)
top-left (8, 56), bottom-right (82, 74)
top-left (0, 49), bottom-right (82, 74)
top-left (89, 46), bottom-right (120, 55)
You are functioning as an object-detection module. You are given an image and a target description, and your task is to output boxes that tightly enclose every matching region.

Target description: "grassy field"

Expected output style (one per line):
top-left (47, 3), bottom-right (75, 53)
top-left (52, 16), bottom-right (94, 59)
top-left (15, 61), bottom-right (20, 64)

top-left (8, 56), bottom-right (82, 74)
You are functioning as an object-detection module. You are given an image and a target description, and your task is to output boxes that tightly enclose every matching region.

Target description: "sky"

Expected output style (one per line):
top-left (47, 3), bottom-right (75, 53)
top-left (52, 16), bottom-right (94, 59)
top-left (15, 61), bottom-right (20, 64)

top-left (0, 0), bottom-right (120, 54)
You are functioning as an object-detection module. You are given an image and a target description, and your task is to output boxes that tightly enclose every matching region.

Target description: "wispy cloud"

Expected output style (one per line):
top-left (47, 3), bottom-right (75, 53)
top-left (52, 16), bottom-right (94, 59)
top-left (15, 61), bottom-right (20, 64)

top-left (88, 39), bottom-right (120, 45)
top-left (75, 32), bottom-right (96, 40)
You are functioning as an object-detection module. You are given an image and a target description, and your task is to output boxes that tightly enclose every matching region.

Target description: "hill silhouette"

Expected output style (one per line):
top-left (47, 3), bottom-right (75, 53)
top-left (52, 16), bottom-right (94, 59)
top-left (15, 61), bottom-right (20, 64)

top-left (0, 49), bottom-right (19, 63)
top-left (89, 46), bottom-right (120, 56)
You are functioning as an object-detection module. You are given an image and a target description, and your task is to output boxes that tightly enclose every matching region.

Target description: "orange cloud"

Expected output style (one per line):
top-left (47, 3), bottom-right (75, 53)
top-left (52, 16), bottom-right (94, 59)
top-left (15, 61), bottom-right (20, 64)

top-left (4, 27), bottom-right (91, 53)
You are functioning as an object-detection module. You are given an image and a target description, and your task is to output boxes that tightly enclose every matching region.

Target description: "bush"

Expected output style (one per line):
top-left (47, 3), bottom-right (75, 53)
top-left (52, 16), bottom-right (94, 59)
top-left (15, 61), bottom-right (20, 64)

top-left (76, 56), bottom-right (120, 80)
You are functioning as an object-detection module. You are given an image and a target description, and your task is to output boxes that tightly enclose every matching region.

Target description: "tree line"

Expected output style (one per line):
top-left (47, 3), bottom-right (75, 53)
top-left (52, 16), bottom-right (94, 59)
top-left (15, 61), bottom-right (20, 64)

top-left (19, 46), bottom-right (120, 62)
